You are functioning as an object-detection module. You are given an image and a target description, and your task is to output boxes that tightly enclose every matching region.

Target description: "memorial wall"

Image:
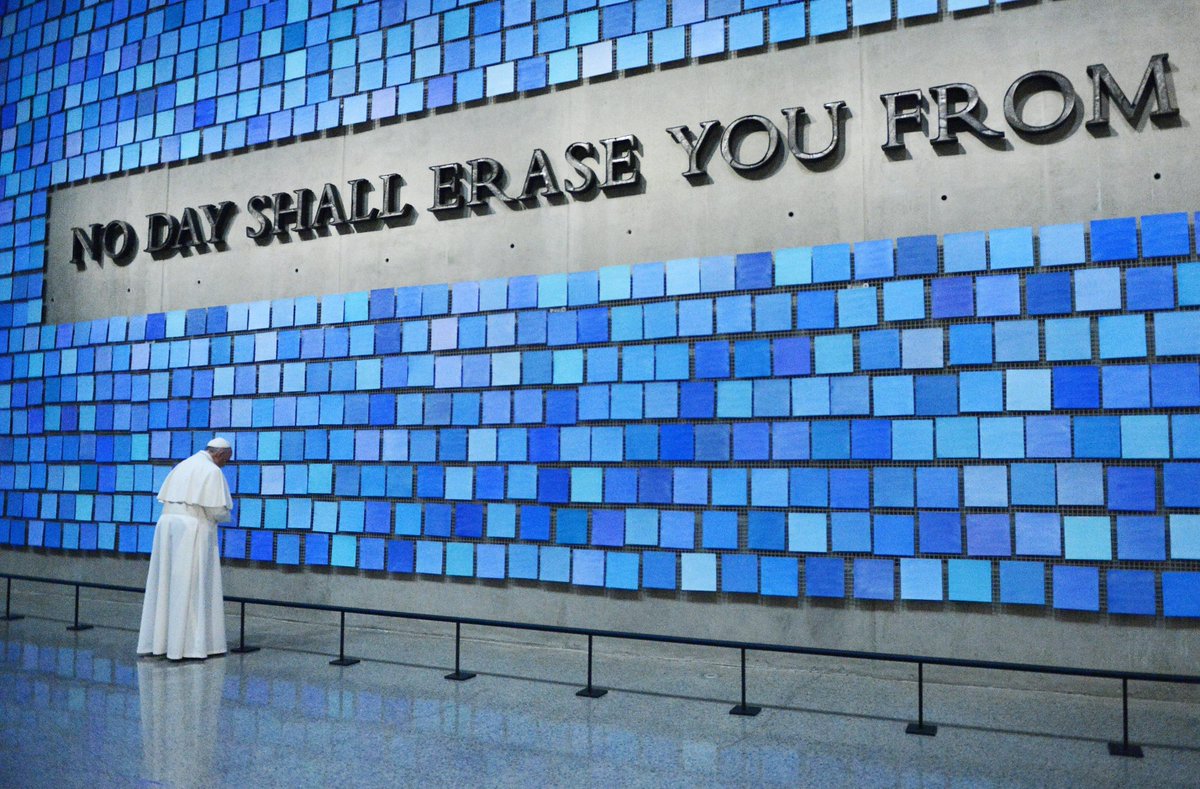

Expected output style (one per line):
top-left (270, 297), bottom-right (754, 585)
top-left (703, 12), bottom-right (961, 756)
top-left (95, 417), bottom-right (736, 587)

top-left (2, 0), bottom-right (1199, 671)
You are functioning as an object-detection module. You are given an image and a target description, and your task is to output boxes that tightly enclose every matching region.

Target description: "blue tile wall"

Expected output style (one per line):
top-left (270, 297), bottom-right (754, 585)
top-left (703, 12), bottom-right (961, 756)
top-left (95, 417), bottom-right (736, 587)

top-left (0, 0), bottom-right (1197, 618)
top-left (2, 211), bottom-right (1200, 617)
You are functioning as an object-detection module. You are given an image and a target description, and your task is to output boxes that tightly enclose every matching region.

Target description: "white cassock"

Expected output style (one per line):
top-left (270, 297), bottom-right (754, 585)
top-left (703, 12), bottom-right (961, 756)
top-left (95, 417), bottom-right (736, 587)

top-left (137, 451), bottom-right (232, 660)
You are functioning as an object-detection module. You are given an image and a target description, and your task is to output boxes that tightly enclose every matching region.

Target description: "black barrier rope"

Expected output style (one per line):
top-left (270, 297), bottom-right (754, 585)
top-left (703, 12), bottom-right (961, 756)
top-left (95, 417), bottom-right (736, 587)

top-left (906, 662), bottom-right (937, 736)
top-left (444, 621), bottom-right (475, 681)
top-left (576, 633), bottom-right (606, 698)
top-left (1, 571), bottom-right (1190, 759)
top-left (1108, 678), bottom-right (1144, 758)
top-left (65, 585), bottom-right (93, 632)
top-left (2, 578), bottom-right (23, 622)
top-left (230, 601), bottom-right (260, 655)
top-left (729, 647), bottom-right (760, 716)
top-left (329, 610), bottom-right (359, 667)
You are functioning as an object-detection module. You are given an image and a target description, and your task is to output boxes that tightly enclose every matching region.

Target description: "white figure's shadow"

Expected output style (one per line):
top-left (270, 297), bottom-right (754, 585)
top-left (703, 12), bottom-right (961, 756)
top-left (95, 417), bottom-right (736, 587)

top-left (137, 658), bottom-right (227, 788)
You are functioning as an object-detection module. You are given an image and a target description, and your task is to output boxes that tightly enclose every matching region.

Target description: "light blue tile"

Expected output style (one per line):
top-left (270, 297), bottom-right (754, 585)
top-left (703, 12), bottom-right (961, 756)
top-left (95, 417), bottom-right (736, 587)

top-left (1063, 516), bottom-right (1112, 560)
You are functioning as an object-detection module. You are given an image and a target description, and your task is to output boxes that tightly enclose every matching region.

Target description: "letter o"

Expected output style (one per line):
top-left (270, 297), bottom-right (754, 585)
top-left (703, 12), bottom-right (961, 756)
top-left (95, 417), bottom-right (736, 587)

top-left (719, 115), bottom-right (781, 172)
top-left (103, 220), bottom-right (138, 265)
top-left (1004, 70), bottom-right (1077, 135)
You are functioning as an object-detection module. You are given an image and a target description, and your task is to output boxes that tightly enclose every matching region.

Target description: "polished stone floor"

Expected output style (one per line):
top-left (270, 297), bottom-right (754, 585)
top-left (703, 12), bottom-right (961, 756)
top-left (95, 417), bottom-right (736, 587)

top-left (1, 592), bottom-right (1198, 788)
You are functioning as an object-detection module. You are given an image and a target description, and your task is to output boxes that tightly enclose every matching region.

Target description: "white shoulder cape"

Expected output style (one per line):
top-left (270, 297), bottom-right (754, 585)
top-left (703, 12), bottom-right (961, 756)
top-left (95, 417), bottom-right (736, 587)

top-left (156, 451), bottom-right (233, 509)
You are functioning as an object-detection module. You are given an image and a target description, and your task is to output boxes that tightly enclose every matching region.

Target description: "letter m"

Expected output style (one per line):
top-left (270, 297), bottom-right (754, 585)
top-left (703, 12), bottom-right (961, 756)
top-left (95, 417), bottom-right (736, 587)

top-left (70, 224), bottom-right (104, 269)
top-left (1087, 53), bottom-right (1179, 130)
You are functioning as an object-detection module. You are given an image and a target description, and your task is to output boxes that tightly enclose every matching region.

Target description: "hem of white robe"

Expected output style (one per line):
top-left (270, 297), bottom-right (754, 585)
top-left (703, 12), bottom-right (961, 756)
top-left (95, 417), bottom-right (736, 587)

top-left (138, 649), bottom-right (228, 660)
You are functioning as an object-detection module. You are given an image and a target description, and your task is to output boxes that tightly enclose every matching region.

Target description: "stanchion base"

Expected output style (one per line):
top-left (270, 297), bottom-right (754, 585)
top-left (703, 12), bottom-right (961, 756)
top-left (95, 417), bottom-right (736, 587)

top-left (329, 657), bottom-right (360, 667)
top-left (230, 645), bottom-right (261, 654)
top-left (576, 686), bottom-right (608, 698)
top-left (729, 704), bottom-right (762, 717)
top-left (444, 671), bottom-right (476, 681)
top-left (1107, 742), bottom-right (1144, 758)
top-left (906, 723), bottom-right (938, 736)
top-left (66, 623), bottom-right (94, 632)
top-left (1, 614), bottom-right (23, 621)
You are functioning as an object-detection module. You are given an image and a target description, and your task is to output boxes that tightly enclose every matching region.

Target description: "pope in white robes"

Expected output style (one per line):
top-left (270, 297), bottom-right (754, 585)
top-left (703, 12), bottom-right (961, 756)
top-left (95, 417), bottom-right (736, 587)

top-left (137, 437), bottom-right (234, 660)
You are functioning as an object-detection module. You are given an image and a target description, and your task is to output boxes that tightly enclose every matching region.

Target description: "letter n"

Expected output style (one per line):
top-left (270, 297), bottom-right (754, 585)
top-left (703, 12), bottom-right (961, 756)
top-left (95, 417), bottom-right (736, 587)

top-left (71, 224), bottom-right (104, 269)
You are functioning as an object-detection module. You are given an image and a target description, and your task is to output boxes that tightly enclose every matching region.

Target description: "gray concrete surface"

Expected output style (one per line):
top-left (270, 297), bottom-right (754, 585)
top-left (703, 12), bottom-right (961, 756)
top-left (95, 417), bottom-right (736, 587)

top-left (3, 551), bottom-right (1199, 688)
top-left (1, 591), bottom-right (1199, 788)
top-left (26, 0), bottom-right (1200, 684)
top-left (45, 0), bottom-right (1200, 321)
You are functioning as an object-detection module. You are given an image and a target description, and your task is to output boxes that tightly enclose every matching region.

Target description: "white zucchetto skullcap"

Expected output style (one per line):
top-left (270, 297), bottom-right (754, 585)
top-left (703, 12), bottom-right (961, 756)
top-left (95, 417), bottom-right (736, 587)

top-left (207, 437), bottom-right (232, 450)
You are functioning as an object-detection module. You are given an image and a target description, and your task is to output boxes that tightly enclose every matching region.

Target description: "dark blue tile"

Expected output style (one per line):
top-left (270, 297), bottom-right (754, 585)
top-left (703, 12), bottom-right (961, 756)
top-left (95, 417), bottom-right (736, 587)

top-left (545, 390), bottom-right (577, 424)
top-left (577, 307), bottom-right (609, 342)
top-left (1125, 265), bottom-right (1174, 310)
top-left (604, 468), bottom-right (638, 503)
top-left (659, 424), bottom-right (694, 460)
top-left (918, 511), bottom-right (962, 554)
top-left (860, 329), bottom-right (900, 370)
top-left (1052, 366), bottom-right (1099, 408)
top-left (416, 465), bottom-right (445, 497)
top-left (375, 323), bottom-right (401, 354)
top-left (915, 375), bottom-right (958, 415)
top-left (556, 509), bottom-right (588, 544)
top-left (1053, 565), bottom-right (1099, 611)
top-left (693, 423), bottom-right (730, 460)
top-left (773, 337), bottom-right (810, 376)
top-left (896, 235), bottom-right (939, 275)
top-left (795, 291), bottom-right (835, 329)
top-left (1107, 467), bottom-right (1156, 511)
top-left (425, 504), bottom-right (452, 537)
top-left (638, 468), bottom-right (672, 503)
top-left (733, 339), bottom-right (771, 378)
top-left (529, 427), bottom-right (560, 461)
top-left (520, 505), bottom-right (552, 540)
top-left (735, 251), bottom-right (773, 289)
top-left (476, 466), bottom-right (505, 499)
top-left (806, 557), bottom-right (845, 598)
top-left (966, 514), bottom-right (1011, 556)
top-left (931, 277), bottom-right (973, 318)
top-left (387, 541), bottom-right (415, 573)
top-left (732, 422), bottom-right (769, 460)
top-left (455, 504), bottom-right (484, 538)
top-left (874, 515), bottom-right (915, 555)
top-left (1107, 569), bottom-right (1156, 615)
top-left (680, 381), bottom-right (715, 418)
top-left (829, 468), bottom-right (868, 509)
top-left (538, 467), bottom-right (570, 503)
top-left (1073, 416), bottom-right (1121, 457)
top-left (1141, 212), bottom-right (1190, 258)
top-left (850, 420), bottom-right (891, 459)
top-left (369, 288), bottom-right (396, 319)
top-left (721, 555), bottom-right (759, 594)
top-left (592, 510), bottom-right (625, 546)
top-left (1090, 216), bottom-right (1138, 262)
top-left (694, 340), bottom-right (730, 378)
top-left (811, 420), bottom-right (850, 459)
top-left (1151, 363), bottom-right (1200, 407)
top-left (748, 511), bottom-right (785, 550)
top-left (1116, 516), bottom-right (1166, 560)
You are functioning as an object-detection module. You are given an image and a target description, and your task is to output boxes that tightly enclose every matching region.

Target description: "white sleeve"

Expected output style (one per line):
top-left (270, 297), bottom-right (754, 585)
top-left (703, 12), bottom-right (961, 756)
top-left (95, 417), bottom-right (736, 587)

top-left (204, 505), bottom-right (232, 524)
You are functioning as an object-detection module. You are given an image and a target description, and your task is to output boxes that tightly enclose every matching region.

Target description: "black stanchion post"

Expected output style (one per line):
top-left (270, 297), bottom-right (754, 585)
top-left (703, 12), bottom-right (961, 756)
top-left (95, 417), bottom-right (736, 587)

top-left (1107, 678), bottom-right (1144, 757)
top-left (2, 578), bottom-right (24, 622)
top-left (729, 647), bottom-right (761, 716)
top-left (444, 622), bottom-right (475, 681)
top-left (329, 610), bottom-right (360, 667)
top-left (906, 661), bottom-right (937, 736)
top-left (230, 601), bottom-right (260, 654)
top-left (66, 584), bottom-right (93, 632)
top-left (576, 634), bottom-right (607, 698)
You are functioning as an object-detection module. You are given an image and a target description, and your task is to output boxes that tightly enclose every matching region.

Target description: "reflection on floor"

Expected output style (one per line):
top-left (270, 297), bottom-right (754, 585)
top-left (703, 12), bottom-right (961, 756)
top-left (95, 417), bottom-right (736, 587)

top-left (1, 599), bottom-right (1198, 788)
